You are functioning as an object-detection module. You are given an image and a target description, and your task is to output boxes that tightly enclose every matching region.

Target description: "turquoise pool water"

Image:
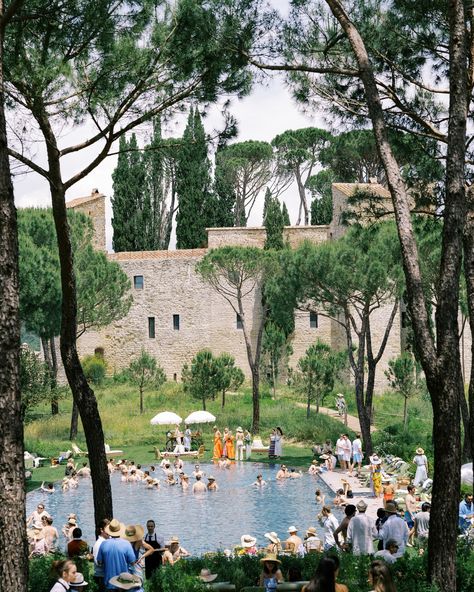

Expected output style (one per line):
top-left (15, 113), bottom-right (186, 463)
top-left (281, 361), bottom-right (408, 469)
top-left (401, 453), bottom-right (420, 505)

top-left (27, 462), bottom-right (342, 555)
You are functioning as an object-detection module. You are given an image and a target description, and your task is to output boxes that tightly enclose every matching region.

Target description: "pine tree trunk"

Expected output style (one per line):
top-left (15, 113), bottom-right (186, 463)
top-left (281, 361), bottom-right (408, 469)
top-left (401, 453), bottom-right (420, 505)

top-left (0, 4), bottom-right (29, 585)
top-left (50, 336), bottom-right (59, 414)
top-left (70, 401), bottom-right (79, 441)
top-left (221, 388), bottom-right (225, 408)
top-left (251, 366), bottom-right (260, 434)
top-left (403, 395), bottom-right (408, 431)
top-left (37, 110), bottom-right (113, 530)
top-left (140, 385), bottom-right (143, 414)
top-left (463, 186), bottom-right (474, 463)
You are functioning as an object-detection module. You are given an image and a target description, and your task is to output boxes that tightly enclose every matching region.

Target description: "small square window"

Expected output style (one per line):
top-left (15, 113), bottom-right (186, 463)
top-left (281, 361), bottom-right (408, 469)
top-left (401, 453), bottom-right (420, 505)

top-left (148, 317), bottom-right (155, 338)
top-left (134, 275), bottom-right (144, 289)
top-left (173, 314), bottom-right (180, 331)
top-left (310, 311), bottom-right (318, 329)
top-left (236, 313), bottom-right (243, 330)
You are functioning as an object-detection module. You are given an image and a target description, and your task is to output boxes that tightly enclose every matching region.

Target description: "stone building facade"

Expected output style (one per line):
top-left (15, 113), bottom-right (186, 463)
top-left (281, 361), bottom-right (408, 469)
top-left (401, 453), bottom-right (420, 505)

top-left (69, 183), bottom-right (472, 391)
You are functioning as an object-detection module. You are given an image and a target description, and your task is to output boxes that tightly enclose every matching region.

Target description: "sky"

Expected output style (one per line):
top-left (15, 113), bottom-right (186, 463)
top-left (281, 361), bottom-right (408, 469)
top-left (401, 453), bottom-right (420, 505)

top-left (11, 1), bottom-right (324, 250)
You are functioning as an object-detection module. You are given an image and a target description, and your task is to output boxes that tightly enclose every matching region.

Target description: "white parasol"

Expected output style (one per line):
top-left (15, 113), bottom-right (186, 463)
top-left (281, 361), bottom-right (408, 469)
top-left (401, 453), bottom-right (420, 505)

top-left (184, 410), bottom-right (216, 425)
top-left (150, 411), bottom-right (182, 426)
top-left (461, 462), bottom-right (473, 486)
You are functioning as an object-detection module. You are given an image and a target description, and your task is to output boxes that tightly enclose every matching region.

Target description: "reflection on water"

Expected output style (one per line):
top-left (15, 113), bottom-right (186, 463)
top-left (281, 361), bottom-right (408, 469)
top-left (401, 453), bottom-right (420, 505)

top-left (26, 462), bottom-right (342, 555)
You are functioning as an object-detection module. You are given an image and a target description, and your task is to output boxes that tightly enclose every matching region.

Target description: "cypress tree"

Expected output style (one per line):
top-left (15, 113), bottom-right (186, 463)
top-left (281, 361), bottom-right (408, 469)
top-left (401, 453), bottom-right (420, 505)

top-left (282, 202), bottom-right (291, 225)
top-left (263, 190), bottom-right (285, 250)
top-left (175, 108), bottom-right (213, 248)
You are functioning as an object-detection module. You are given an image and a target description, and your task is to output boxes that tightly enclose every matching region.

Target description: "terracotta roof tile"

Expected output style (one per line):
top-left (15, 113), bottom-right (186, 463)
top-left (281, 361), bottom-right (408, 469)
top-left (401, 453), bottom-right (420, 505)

top-left (66, 193), bottom-right (105, 208)
top-left (332, 183), bottom-right (391, 199)
top-left (109, 248), bottom-right (208, 261)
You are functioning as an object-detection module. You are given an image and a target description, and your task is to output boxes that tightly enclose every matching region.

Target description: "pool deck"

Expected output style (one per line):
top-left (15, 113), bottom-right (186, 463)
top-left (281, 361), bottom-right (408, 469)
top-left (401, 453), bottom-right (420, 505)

top-left (318, 468), bottom-right (383, 518)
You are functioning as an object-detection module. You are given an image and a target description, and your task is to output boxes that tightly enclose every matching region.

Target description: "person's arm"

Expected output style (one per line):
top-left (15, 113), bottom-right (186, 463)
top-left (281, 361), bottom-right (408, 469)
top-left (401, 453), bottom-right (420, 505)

top-left (137, 541), bottom-right (155, 563)
top-left (179, 546), bottom-right (190, 557)
top-left (333, 520), bottom-right (345, 547)
top-left (259, 573), bottom-right (264, 586)
top-left (276, 569), bottom-right (284, 582)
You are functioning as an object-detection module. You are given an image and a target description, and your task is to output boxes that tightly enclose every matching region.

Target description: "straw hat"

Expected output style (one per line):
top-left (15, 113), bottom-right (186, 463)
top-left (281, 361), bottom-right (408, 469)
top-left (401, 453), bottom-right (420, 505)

top-left (108, 573), bottom-right (141, 590)
top-left (416, 447), bottom-right (425, 455)
top-left (319, 454), bottom-right (329, 460)
top-left (124, 524), bottom-right (144, 542)
top-left (241, 534), bottom-right (257, 548)
top-left (71, 573), bottom-right (88, 587)
top-left (170, 536), bottom-right (180, 545)
top-left (384, 501), bottom-right (399, 514)
top-left (370, 454), bottom-right (381, 465)
top-left (236, 427), bottom-right (243, 433)
top-left (287, 526), bottom-right (298, 533)
top-left (260, 554), bottom-right (281, 564)
top-left (306, 527), bottom-right (318, 537)
top-left (199, 568), bottom-right (218, 583)
top-left (311, 460), bottom-right (319, 465)
top-left (68, 518), bottom-right (77, 526)
top-left (207, 475), bottom-right (216, 481)
top-left (264, 532), bottom-right (280, 544)
top-left (33, 528), bottom-right (44, 540)
top-left (356, 500), bottom-right (368, 512)
top-left (105, 518), bottom-right (126, 537)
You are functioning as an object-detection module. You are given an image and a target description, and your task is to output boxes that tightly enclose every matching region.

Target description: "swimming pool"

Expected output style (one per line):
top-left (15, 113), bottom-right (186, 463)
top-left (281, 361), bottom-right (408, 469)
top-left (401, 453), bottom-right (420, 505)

top-left (26, 462), bottom-right (342, 555)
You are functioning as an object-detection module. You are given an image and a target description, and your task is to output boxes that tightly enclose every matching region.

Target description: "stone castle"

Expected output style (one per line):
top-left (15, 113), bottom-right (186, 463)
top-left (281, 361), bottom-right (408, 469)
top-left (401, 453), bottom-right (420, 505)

top-left (67, 183), bottom-right (472, 391)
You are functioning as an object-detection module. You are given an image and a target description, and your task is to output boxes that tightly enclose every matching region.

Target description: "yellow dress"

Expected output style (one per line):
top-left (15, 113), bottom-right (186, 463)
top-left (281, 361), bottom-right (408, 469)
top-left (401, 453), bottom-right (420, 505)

top-left (226, 435), bottom-right (235, 460)
top-left (213, 431), bottom-right (223, 459)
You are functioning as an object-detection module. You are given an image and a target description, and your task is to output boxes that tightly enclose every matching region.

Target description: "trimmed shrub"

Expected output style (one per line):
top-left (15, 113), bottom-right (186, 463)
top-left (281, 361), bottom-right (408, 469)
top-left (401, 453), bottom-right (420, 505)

top-left (82, 354), bottom-right (107, 385)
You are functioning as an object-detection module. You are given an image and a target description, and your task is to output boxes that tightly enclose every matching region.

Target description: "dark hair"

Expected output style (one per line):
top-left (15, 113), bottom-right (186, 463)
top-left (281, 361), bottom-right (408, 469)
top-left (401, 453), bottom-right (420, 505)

top-left (72, 528), bottom-right (82, 538)
top-left (82, 462), bottom-right (87, 467)
top-left (51, 559), bottom-right (75, 578)
top-left (45, 516), bottom-right (53, 525)
top-left (287, 565), bottom-right (303, 582)
top-left (305, 556), bottom-right (340, 592)
top-left (96, 518), bottom-right (110, 537)
top-left (421, 502), bottom-right (431, 512)
top-left (276, 427), bottom-right (283, 435)
top-left (377, 508), bottom-right (386, 519)
top-left (369, 560), bottom-right (396, 592)
top-left (345, 504), bottom-right (356, 517)
top-left (146, 519), bottom-right (155, 527)
top-left (407, 485), bottom-right (415, 492)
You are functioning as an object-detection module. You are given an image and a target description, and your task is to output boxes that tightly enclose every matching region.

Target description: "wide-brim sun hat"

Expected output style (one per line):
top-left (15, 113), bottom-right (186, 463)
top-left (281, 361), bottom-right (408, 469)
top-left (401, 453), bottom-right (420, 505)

top-left (124, 524), bottom-right (144, 542)
top-left (260, 554), bottom-right (281, 565)
top-left (71, 573), bottom-right (88, 587)
top-left (207, 476), bottom-right (216, 481)
top-left (306, 527), bottom-right (318, 537)
top-left (370, 454), bottom-right (381, 465)
top-left (319, 454), bottom-right (329, 460)
top-left (199, 568), bottom-right (218, 583)
top-left (170, 536), bottom-right (180, 544)
top-left (109, 573), bottom-right (141, 590)
top-left (356, 500), bottom-right (368, 511)
top-left (416, 447), bottom-right (425, 455)
top-left (264, 531), bottom-right (280, 544)
top-left (236, 427), bottom-right (243, 432)
top-left (241, 534), bottom-right (257, 547)
top-left (104, 518), bottom-right (126, 537)
top-left (287, 525), bottom-right (298, 533)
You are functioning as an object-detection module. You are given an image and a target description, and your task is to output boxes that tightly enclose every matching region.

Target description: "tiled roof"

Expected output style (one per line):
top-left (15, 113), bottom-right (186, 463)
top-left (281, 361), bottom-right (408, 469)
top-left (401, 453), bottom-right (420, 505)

top-left (66, 193), bottom-right (104, 208)
top-left (333, 183), bottom-right (391, 198)
top-left (109, 248), bottom-right (208, 261)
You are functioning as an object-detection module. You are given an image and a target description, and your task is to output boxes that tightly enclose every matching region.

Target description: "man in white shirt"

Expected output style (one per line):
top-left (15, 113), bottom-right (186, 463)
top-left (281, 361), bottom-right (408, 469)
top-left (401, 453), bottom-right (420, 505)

top-left (318, 506), bottom-right (339, 550)
top-left (341, 434), bottom-right (352, 472)
top-left (93, 519), bottom-right (110, 592)
top-left (379, 501), bottom-right (409, 558)
top-left (350, 434), bottom-right (363, 475)
top-left (335, 435), bottom-right (346, 469)
top-left (346, 500), bottom-right (377, 555)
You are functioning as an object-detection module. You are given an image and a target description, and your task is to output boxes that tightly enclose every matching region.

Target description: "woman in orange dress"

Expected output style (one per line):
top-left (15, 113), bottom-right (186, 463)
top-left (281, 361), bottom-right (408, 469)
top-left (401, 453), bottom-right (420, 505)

top-left (226, 430), bottom-right (235, 460)
top-left (213, 427), bottom-right (223, 460)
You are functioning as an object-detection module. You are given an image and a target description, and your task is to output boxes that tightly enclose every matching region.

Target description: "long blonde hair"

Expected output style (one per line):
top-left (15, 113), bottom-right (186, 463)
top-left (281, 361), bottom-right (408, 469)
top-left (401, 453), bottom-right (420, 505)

top-left (369, 560), bottom-right (397, 592)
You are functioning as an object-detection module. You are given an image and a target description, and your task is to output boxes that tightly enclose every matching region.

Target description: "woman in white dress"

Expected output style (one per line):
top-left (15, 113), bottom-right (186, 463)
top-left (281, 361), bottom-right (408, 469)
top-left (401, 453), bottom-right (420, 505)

top-left (274, 427), bottom-right (283, 458)
top-left (183, 425), bottom-right (192, 451)
top-left (413, 447), bottom-right (428, 486)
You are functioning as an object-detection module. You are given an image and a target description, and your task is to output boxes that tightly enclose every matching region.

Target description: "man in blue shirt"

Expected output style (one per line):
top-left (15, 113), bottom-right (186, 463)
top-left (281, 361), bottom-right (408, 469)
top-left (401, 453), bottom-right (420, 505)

top-left (97, 519), bottom-right (136, 590)
top-left (459, 493), bottom-right (474, 533)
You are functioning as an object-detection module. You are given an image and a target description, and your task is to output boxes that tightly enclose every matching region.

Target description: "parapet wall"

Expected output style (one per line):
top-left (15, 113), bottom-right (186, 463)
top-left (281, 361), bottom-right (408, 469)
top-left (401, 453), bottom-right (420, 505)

top-left (207, 225), bottom-right (329, 249)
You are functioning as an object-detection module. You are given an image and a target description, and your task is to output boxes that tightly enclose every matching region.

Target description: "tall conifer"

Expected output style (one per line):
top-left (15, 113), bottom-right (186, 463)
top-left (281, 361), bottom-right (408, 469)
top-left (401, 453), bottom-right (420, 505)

top-left (175, 108), bottom-right (213, 248)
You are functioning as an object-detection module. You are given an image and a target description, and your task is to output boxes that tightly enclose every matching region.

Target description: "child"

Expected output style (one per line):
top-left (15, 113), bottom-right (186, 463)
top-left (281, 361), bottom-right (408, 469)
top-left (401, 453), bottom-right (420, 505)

top-left (382, 479), bottom-right (395, 507)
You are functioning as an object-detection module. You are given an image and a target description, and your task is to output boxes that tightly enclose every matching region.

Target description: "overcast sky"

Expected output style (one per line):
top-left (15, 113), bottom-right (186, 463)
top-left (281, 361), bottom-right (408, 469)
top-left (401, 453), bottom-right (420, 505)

top-left (12, 1), bottom-right (325, 250)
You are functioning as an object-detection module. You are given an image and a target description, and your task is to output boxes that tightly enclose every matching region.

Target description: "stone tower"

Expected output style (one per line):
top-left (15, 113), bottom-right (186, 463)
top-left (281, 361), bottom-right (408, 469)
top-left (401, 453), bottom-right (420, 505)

top-left (66, 189), bottom-right (106, 251)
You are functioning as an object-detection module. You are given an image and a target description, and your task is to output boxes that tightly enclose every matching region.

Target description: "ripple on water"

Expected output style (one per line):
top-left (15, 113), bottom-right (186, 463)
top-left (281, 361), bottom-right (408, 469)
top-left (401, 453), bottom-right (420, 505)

top-left (27, 462), bottom-right (342, 555)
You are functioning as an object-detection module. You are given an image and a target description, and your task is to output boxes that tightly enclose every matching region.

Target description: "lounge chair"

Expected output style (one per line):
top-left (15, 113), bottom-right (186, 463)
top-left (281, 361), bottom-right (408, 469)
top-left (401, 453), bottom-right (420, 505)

top-left (250, 438), bottom-right (269, 454)
top-left (72, 444), bottom-right (88, 457)
top-left (156, 445), bottom-right (205, 460)
top-left (105, 444), bottom-right (123, 457)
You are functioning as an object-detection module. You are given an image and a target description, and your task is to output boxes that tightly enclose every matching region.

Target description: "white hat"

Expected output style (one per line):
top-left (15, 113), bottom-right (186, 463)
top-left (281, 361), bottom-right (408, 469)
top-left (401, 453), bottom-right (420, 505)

top-left (264, 531), bottom-right (280, 544)
top-left (356, 500), bottom-right (368, 512)
top-left (287, 525), bottom-right (298, 533)
top-left (199, 569), bottom-right (218, 583)
top-left (241, 534), bottom-right (257, 548)
top-left (236, 427), bottom-right (243, 432)
top-left (71, 573), bottom-right (88, 587)
top-left (370, 454), bottom-right (381, 465)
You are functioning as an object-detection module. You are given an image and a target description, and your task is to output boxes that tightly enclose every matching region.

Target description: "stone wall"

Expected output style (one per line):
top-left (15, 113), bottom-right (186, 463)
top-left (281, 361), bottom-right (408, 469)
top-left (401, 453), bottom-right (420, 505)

top-left (66, 191), bottom-right (106, 251)
top-left (207, 225), bottom-right (329, 249)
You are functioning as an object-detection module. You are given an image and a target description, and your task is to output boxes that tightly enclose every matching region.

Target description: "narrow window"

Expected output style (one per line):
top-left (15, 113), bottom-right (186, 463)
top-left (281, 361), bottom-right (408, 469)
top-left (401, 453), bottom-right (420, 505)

top-left (134, 275), bottom-right (144, 289)
top-left (310, 311), bottom-right (318, 329)
top-left (148, 317), bottom-right (155, 338)
top-left (236, 313), bottom-right (243, 330)
top-left (173, 373), bottom-right (177, 382)
top-left (173, 314), bottom-right (180, 331)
